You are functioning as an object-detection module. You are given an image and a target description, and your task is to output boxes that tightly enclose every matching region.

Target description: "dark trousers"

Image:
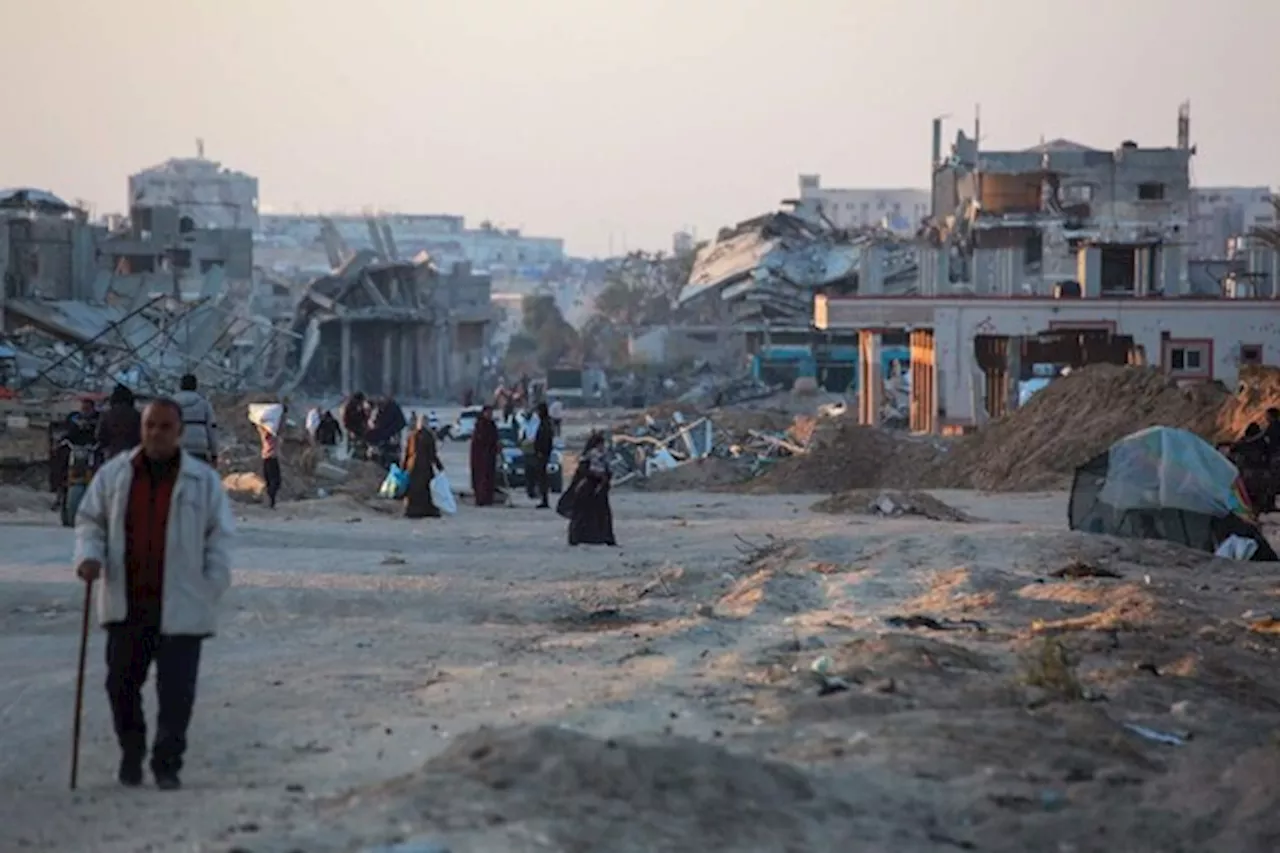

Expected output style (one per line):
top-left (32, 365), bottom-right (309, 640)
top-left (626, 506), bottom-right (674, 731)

top-left (529, 454), bottom-right (550, 504)
top-left (105, 623), bottom-right (203, 775)
top-left (262, 456), bottom-right (282, 507)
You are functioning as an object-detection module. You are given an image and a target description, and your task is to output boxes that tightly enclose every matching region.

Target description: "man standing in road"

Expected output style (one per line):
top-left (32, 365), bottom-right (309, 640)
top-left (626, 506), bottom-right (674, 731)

top-left (74, 398), bottom-right (234, 790)
top-left (174, 374), bottom-right (219, 466)
top-left (530, 401), bottom-right (555, 509)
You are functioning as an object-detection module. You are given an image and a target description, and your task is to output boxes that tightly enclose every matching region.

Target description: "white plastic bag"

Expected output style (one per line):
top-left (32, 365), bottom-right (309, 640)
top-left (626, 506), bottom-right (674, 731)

top-left (431, 471), bottom-right (457, 515)
top-left (1214, 534), bottom-right (1258, 561)
top-left (248, 403), bottom-right (284, 434)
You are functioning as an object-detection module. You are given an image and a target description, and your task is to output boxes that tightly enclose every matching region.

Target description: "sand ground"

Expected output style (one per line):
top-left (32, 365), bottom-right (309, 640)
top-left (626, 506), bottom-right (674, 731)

top-left (3, 437), bottom-right (1280, 852)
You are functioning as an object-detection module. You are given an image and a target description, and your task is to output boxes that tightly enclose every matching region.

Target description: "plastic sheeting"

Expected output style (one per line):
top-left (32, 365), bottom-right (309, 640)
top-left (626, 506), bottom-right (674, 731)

top-left (1097, 426), bottom-right (1246, 517)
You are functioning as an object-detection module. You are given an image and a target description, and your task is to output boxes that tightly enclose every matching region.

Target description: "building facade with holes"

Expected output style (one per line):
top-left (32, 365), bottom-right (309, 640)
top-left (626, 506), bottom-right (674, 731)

top-left (128, 156), bottom-right (259, 232)
top-left (815, 294), bottom-right (1280, 430)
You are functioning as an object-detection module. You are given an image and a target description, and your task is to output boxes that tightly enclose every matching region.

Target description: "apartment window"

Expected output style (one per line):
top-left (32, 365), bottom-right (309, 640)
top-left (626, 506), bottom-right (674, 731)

top-left (1138, 182), bottom-right (1166, 201)
top-left (1170, 347), bottom-right (1201, 371)
top-left (1061, 184), bottom-right (1095, 203)
top-left (1165, 339), bottom-right (1211, 378)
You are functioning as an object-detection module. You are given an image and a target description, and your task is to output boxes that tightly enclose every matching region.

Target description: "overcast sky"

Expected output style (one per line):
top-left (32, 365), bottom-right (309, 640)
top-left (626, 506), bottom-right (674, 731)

top-left (7, 0), bottom-right (1276, 256)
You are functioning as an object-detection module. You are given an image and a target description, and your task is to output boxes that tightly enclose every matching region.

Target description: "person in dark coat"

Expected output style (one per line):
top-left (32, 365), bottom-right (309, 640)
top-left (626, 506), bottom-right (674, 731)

top-left (564, 431), bottom-right (617, 546)
top-left (402, 416), bottom-right (444, 519)
top-left (530, 402), bottom-right (555, 509)
top-left (340, 392), bottom-right (368, 449)
top-left (97, 384), bottom-right (142, 460)
top-left (315, 411), bottom-right (341, 447)
top-left (469, 406), bottom-right (500, 507)
top-left (1231, 422), bottom-right (1272, 513)
top-left (1264, 408), bottom-right (1280, 511)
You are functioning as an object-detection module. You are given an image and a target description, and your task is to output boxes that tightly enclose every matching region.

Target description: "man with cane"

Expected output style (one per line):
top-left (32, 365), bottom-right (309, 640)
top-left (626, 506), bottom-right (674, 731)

top-left (73, 398), bottom-right (234, 790)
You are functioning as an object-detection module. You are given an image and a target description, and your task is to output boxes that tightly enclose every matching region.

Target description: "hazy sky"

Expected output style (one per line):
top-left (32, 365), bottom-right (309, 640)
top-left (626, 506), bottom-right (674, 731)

top-left (7, 0), bottom-right (1277, 256)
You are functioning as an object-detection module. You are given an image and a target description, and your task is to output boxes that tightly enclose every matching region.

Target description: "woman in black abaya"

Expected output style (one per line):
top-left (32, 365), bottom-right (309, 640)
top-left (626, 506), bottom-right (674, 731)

top-left (560, 432), bottom-right (617, 546)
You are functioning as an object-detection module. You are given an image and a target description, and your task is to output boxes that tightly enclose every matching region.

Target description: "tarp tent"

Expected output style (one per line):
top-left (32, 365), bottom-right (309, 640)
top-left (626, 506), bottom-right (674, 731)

top-left (1069, 426), bottom-right (1277, 561)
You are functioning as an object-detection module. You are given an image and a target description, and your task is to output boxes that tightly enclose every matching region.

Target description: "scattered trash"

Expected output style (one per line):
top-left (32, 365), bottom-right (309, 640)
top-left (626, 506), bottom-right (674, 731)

top-left (1122, 722), bottom-right (1188, 746)
top-left (809, 655), bottom-right (851, 696)
top-left (885, 614), bottom-right (987, 632)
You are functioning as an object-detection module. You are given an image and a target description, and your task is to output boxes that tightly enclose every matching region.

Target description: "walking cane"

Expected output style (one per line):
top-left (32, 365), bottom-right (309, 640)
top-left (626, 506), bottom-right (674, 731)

top-left (70, 578), bottom-right (93, 791)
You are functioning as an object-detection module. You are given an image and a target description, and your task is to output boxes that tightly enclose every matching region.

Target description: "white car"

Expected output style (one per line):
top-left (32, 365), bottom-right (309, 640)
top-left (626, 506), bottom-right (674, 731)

top-left (450, 406), bottom-right (484, 441)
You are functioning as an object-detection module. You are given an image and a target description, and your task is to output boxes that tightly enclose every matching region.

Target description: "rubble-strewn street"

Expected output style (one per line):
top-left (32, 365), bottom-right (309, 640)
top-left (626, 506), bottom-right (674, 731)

top-left (4, 410), bottom-right (1280, 852)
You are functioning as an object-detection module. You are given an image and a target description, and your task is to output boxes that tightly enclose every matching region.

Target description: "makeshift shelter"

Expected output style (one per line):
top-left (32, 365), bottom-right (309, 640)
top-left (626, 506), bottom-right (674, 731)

top-left (1069, 426), bottom-right (1277, 561)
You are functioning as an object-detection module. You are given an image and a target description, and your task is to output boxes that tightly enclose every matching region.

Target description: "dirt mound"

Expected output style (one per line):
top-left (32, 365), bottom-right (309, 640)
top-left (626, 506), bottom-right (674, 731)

top-left (1216, 364), bottom-right (1280, 439)
top-left (932, 364), bottom-right (1228, 491)
top-left (268, 724), bottom-right (858, 852)
top-left (636, 457), bottom-right (754, 491)
top-left (741, 419), bottom-right (944, 494)
top-left (812, 489), bottom-right (972, 522)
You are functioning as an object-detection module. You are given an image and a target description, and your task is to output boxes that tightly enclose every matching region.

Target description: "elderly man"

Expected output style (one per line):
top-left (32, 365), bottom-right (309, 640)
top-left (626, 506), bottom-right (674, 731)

top-left (74, 398), bottom-right (235, 791)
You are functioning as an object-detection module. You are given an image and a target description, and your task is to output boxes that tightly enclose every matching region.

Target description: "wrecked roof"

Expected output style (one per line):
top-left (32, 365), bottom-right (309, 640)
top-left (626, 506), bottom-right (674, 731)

top-left (679, 211), bottom-right (917, 324)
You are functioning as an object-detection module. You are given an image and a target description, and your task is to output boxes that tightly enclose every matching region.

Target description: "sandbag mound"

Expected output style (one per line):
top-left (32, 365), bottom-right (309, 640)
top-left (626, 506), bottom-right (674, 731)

top-left (932, 365), bottom-right (1227, 492)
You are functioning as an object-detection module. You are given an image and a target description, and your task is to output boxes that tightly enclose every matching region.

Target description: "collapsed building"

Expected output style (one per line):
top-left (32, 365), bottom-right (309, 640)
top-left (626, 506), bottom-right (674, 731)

top-left (280, 247), bottom-right (493, 399)
top-left (684, 106), bottom-right (1280, 431)
top-left (0, 189), bottom-right (274, 395)
top-left (680, 211), bottom-right (918, 326)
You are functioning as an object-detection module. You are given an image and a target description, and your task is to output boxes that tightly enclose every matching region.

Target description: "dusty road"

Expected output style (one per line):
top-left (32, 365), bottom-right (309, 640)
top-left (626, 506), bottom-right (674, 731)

top-left (3, 459), bottom-right (1280, 851)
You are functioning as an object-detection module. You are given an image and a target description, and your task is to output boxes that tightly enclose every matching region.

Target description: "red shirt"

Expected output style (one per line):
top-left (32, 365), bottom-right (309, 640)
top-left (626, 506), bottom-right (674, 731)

top-left (124, 453), bottom-right (179, 625)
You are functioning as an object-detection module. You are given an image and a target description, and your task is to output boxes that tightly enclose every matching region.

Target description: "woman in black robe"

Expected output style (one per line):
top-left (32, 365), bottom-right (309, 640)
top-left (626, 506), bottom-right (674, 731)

top-left (562, 432), bottom-right (617, 546)
top-left (470, 406), bottom-right (500, 506)
top-left (402, 415), bottom-right (444, 518)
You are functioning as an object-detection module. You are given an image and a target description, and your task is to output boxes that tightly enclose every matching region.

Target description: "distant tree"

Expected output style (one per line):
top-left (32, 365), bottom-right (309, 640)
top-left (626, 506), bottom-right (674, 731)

top-left (504, 292), bottom-right (580, 372)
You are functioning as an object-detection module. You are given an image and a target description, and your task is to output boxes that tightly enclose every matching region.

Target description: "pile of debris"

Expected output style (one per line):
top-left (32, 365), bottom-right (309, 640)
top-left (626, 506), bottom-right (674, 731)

top-left (929, 364), bottom-right (1228, 492)
top-left (210, 395), bottom-right (385, 503)
top-left (741, 417), bottom-right (946, 494)
top-left (609, 406), bottom-right (808, 487)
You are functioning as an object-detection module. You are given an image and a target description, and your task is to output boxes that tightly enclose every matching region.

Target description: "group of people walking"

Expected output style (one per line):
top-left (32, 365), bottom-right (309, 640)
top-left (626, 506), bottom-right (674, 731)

top-left (401, 401), bottom-right (616, 545)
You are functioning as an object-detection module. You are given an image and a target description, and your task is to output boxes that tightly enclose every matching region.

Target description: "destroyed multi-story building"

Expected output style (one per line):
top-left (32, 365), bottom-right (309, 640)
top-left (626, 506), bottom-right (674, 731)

top-left (129, 142), bottom-right (260, 232)
top-left (0, 187), bottom-right (268, 393)
top-left (280, 252), bottom-right (493, 398)
top-left (929, 120), bottom-right (1195, 296)
top-left (682, 106), bottom-right (1280, 433)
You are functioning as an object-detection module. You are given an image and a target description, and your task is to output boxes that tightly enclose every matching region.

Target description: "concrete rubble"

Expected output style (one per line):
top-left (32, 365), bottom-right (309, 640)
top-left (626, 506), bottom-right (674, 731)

top-left (679, 211), bottom-right (918, 325)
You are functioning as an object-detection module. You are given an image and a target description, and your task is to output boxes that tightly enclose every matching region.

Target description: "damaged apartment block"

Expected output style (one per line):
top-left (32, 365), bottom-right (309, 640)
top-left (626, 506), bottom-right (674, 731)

top-left (929, 109), bottom-right (1196, 297)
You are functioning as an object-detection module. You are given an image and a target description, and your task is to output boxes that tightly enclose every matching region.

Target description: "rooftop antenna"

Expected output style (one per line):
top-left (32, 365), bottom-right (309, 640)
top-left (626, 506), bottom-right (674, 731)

top-left (196, 138), bottom-right (205, 159)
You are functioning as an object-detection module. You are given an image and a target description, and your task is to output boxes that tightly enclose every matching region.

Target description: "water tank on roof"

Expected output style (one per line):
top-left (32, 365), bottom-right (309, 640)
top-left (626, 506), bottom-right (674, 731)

top-left (1120, 140), bottom-right (1138, 149)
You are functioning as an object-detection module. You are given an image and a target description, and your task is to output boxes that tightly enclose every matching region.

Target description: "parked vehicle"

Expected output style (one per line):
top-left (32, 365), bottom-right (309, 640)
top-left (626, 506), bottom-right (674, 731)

top-left (495, 423), bottom-right (563, 493)
top-left (450, 406), bottom-right (484, 441)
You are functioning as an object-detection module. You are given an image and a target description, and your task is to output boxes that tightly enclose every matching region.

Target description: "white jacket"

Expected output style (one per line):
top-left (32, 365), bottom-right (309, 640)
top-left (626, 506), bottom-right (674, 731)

top-left (74, 449), bottom-right (235, 635)
top-left (173, 390), bottom-right (219, 459)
